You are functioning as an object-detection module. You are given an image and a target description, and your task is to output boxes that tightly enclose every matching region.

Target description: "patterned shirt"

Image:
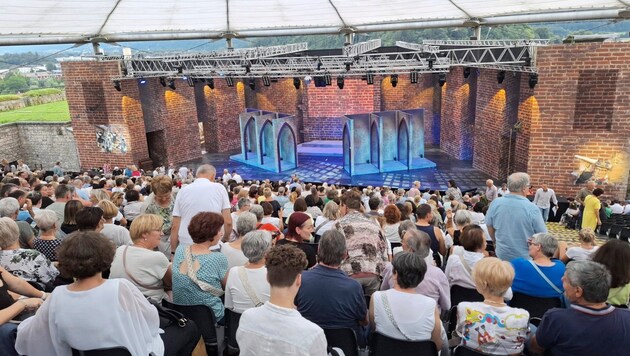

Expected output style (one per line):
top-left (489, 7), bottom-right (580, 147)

top-left (335, 211), bottom-right (388, 276)
top-left (144, 197), bottom-right (175, 237)
top-left (33, 238), bottom-right (63, 262)
top-left (0, 249), bottom-right (59, 287)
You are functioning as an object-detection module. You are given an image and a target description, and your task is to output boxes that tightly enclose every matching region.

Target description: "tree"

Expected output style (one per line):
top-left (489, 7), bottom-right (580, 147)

top-left (45, 63), bottom-right (55, 71)
top-left (2, 75), bottom-right (29, 93)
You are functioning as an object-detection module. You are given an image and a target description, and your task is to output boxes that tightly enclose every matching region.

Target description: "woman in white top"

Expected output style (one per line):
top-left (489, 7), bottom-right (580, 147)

top-left (98, 200), bottom-right (132, 247)
top-left (225, 230), bottom-right (272, 313)
top-left (15, 231), bottom-right (186, 356)
top-left (559, 227), bottom-right (599, 263)
top-left (446, 225), bottom-right (486, 289)
top-left (110, 214), bottom-right (172, 302)
top-left (222, 212), bottom-right (257, 270)
top-left (314, 201), bottom-right (339, 237)
top-left (382, 205), bottom-right (402, 243)
top-left (456, 257), bottom-right (529, 355)
top-left (370, 252), bottom-right (443, 350)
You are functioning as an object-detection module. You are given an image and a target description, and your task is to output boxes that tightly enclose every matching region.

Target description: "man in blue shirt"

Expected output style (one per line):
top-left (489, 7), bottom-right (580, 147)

top-left (296, 229), bottom-right (368, 345)
top-left (486, 172), bottom-right (547, 261)
top-left (530, 260), bottom-right (630, 355)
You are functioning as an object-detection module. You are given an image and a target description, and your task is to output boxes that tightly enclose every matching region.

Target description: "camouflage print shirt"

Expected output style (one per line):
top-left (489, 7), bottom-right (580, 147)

top-left (335, 211), bottom-right (388, 277)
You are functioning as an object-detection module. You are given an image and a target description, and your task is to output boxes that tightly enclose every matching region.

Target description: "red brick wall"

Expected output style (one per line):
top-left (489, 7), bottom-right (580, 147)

top-left (163, 80), bottom-right (202, 164)
top-left (440, 67), bottom-right (476, 160)
top-left (197, 79), bottom-right (245, 153)
top-left (381, 74), bottom-right (440, 145)
top-left (526, 43), bottom-right (630, 199)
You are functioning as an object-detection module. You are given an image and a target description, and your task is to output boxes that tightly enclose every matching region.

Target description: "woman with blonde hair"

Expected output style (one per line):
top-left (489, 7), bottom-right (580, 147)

top-left (98, 200), bottom-right (131, 247)
top-left (314, 201), bottom-right (340, 237)
top-left (455, 257), bottom-right (529, 354)
top-left (558, 228), bottom-right (599, 263)
top-left (110, 214), bottom-right (172, 302)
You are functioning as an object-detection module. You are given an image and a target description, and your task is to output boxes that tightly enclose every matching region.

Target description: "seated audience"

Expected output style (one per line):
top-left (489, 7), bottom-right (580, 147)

top-left (237, 245), bottom-right (327, 355)
top-left (591, 239), bottom-right (630, 307)
top-left (446, 209), bottom-right (472, 247)
top-left (511, 233), bottom-right (564, 299)
top-left (529, 260), bottom-right (630, 355)
top-left (225, 230), bottom-right (272, 313)
top-left (16, 231), bottom-right (199, 356)
top-left (0, 217), bottom-right (58, 291)
top-left (558, 228), bottom-right (599, 263)
top-left (296, 230), bottom-right (368, 344)
top-left (0, 198), bottom-right (35, 250)
top-left (370, 252), bottom-right (443, 350)
top-left (415, 204), bottom-right (447, 267)
top-left (456, 257), bottom-right (529, 354)
top-left (123, 189), bottom-right (143, 222)
top-left (110, 214), bottom-right (172, 302)
top-left (98, 200), bottom-right (131, 247)
top-left (75, 207), bottom-right (105, 232)
top-left (33, 210), bottom-right (63, 262)
top-left (60, 200), bottom-right (83, 235)
top-left (277, 212), bottom-right (317, 269)
top-left (382, 205), bottom-right (402, 244)
top-left (223, 212), bottom-right (257, 270)
top-left (313, 201), bottom-right (339, 238)
top-left (381, 229), bottom-right (450, 311)
top-left (445, 225), bottom-right (495, 292)
top-left (260, 201), bottom-right (282, 230)
top-left (172, 212), bottom-right (228, 324)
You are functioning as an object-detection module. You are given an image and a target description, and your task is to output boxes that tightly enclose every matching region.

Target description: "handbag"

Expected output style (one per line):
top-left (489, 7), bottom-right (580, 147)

top-left (147, 298), bottom-right (188, 328)
top-left (379, 292), bottom-right (414, 341)
top-left (238, 266), bottom-right (264, 307)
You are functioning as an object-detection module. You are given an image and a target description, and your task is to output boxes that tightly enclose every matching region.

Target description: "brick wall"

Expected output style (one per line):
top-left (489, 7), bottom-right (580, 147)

top-left (526, 43), bottom-right (630, 199)
top-left (196, 79), bottom-right (245, 153)
top-left (440, 67), bottom-right (476, 160)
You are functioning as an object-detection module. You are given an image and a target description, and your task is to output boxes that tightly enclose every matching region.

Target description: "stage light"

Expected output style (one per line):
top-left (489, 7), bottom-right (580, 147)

top-left (410, 71), bottom-right (418, 84)
top-left (345, 62), bottom-right (351, 71)
top-left (176, 65), bottom-right (183, 74)
top-left (324, 74), bottom-right (332, 86)
top-left (262, 76), bottom-right (271, 87)
top-left (317, 59), bottom-right (322, 71)
top-left (244, 63), bottom-right (251, 74)
top-left (463, 67), bottom-right (471, 78)
top-left (366, 73), bottom-right (374, 85)
top-left (293, 77), bottom-right (301, 89)
top-left (248, 77), bottom-right (256, 90)
top-left (497, 71), bottom-right (506, 84)
top-left (187, 77), bottom-right (195, 87)
top-left (427, 57), bottom-right (435, 70)
top-left (122, 67), bottom-right (128, 76)
top-left (168, 78), bottom-right (176, 90)
top-left (529, 73), bottom-right (538, 88)
top-left (113, 80), bottom-right (121, 92)
top-left (390, 74), bottom-right (398, 88)
top-left (159, 77), bottom-right (167, 87)
top-left (337, 76), bottom-right (344, 89)
top-left (438, 73), bottom-right (446, 87)
top-left (207, 78), bottom-right (215, 90)
top-left (303, 75), bottom-right (312, 85)
top-left (226, 76), bottom-right (234, 87)
top-left (139, 78), bottom-right (147, 85)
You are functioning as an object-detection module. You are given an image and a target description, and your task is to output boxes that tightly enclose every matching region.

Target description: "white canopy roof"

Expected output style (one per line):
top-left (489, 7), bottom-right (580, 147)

top-left (1, 0), bottom-right (628, 45)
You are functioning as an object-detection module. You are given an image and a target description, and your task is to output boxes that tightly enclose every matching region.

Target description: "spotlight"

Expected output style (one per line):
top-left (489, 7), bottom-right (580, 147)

top-left (248, 77), bottom-right (256, 90)
top-left (366, 73), bottom-right (374, 85)
top-left (122, 68), bottom-right (128, 76)
top-left (410, 71), bottom-right (418, 84)
top-left (113, 80), bottom-right (121, 92)
top-left (139, 78), bottom-right (147, 85)
top-left (529, 73), bottom-right (538, 88)
top-left (159, 77), bottom-right (167, 87)
top-left (390, 74), bottom-right (398, 88)
top-left (463, 67), bottom-right (471, 79)
top-left (168, 78), bottom-right (176, 90)
top-left (324, 74), bottom-right (332, 86)
top-left (207, 78), bottom-right (215, 90)
top-left (262, 76), bottom-right (271, 87)
top-left (345, 62), bottom-right (351, 71)
top-left (438, 73), bottom-right (446, 87)
top-left (226, 76), bottom-right (234, 87)
top-left (427, 57), bottom-right (435, 70)
top-left (244, 63), bottom-right (251, 74)
top-left (303, 75), bottom-right (312, 85)
top-left (176, 65), bottom-right (183, 74)
top-left (314, 76), bottom-right (326, 87)
top-left (317, 59), bottom-right (323, 71)
top-left (293, 77), bottom-right (301, 89)
top-left (337, 76), bottom-right (345, 89)
top-left (187, 77), bottom-right (195, 87)
top-left (497, 71), bottom-right (506, 84)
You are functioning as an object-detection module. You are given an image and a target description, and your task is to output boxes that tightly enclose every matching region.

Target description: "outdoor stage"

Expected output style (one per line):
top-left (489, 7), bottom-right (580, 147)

top-left (184, 145), bottom-right (492, 191)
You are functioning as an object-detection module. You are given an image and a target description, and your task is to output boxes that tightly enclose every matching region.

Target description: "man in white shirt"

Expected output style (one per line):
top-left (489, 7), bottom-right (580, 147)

top-left (611, 200), bottom-right (623, 214)
top-left (178, 166), bottom-right (189, 180)
top-left (485, 179), bottom-right (498, 202)
top-left (533, 182), bottom-right (558, 222)
top-left (231, 170), bottom-right (243, 184)
top-left (237, 244), bottom-right (328, 356)
top-left (170, 164), bottom-right (232, 255)
top-left (222, 169), bottom-right (232, 183)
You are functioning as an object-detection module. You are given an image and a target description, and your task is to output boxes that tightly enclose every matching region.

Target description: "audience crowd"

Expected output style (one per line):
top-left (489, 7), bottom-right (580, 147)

top-left (0, 160), bottom-right (628, 356)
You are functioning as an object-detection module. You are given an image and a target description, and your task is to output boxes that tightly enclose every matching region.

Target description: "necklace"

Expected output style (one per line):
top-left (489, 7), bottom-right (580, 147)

top-left (484, 299), bottom-right (506, 306)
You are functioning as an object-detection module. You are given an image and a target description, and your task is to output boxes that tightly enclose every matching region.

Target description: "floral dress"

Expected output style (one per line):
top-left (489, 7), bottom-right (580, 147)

top-left (0, 249), bottom-right (59, 288)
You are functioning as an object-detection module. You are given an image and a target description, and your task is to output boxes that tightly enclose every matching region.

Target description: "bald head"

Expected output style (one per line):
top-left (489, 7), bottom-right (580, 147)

top-left (196, 164), bottom-right (216, 179)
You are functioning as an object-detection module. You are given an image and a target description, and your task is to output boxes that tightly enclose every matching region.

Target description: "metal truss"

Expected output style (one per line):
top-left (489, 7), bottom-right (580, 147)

top-left (102, 38), bottom-right (545, 81)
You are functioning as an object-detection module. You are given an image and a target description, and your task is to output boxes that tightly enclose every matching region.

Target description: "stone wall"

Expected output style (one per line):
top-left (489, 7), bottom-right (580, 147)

top-left (0, 121), bottom-right (79, 172)
top-left (0, 92), bottom-right (66, 112)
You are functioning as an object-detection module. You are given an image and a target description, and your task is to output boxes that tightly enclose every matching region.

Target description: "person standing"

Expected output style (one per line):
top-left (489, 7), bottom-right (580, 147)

top-left (582, 188), bottom-right (604, 231)
top-left (408, 181), bottom-right (422, 199)
top-left (486, 172), bottom-right (547, 262)
top-left (575, 181), bottom-right (595, 228)
top-left (533, 183), bottom-right (559, 222)
top-left (222, 169), bottom-right (232, 183)
top-left (485, 179), bottom-right (498, 203)
top-left (51, 162), bottom-right (63, 177)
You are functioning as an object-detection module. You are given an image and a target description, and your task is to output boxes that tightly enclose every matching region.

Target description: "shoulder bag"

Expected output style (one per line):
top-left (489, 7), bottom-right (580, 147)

top-left (237, 266), bottom-right (264, 307)
top-left (184, 246), bottom-right (224, 297)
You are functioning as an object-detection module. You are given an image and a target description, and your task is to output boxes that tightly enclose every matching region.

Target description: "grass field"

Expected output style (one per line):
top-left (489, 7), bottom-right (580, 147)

top-left (0, 100), bottom-right (70, 124)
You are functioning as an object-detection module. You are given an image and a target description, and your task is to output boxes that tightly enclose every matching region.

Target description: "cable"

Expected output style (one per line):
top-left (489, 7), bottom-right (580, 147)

top-left (1, 43), bottom-right (87, 71)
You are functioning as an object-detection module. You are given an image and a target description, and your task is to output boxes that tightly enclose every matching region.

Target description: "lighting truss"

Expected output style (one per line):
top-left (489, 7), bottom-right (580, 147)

top-left (102, 39), bottom-right (546, 81)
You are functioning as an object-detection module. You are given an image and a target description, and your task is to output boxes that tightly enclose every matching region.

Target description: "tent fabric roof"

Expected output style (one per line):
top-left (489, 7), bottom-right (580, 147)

top-left (1, 0), bottom-right (628, 45)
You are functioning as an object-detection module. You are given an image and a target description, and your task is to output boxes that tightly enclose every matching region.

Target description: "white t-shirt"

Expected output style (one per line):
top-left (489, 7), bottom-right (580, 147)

top-left (383, 223), bottom-right (401, 243)
top-left (225, 266), bottom-right (271, 313)
top-left (261, 216), bottom-right (281, 230)
top-left (101, 223), bottom-right (132, 247)
top-left (172, 178), bottom-right (231, 245)
top-left (178, 167), bottom-right (189, 179)
top-left (314, 216), bottom-right (335, 236)
top-left (373, 289), bottom-right (437, 341)
top-left (110, 245), bottom-right (170, 302)
top-left (232, 174), bottom-right (243, 184)
top-left (222, 243), bottom-right (249, 270)
top-left (566, 246), bottom-right (599, 261)
top-left (222, 173), bottom-right (232, 182)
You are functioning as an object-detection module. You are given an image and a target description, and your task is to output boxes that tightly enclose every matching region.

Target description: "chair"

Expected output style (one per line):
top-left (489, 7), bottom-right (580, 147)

top-left (390, 242), bottom-right (402, 250)
top-left (509, 292), bottom-right (562, 319)
top-left (608, 224), bottom-right (626, 239)
top-left (323, 328), bottom-right (360, 356)
top-left (369, 333), bottom-right (438, 356)
top-left (162, 300), bottom-right (219, 355)
top-left (71, 347), bottom-right (131, 356)
top-left (447, 286), bottom-right (484, 337)
top-left (619, 228), bottom-right (630, 243)
top-left (452, 345), bottom-right (490, 356)
top-left (224, 308), bottom-right (242, 355)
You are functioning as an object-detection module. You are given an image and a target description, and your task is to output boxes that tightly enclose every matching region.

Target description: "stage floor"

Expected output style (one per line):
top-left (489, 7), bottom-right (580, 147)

top-left (183, 145), bottom-right (493, 191)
